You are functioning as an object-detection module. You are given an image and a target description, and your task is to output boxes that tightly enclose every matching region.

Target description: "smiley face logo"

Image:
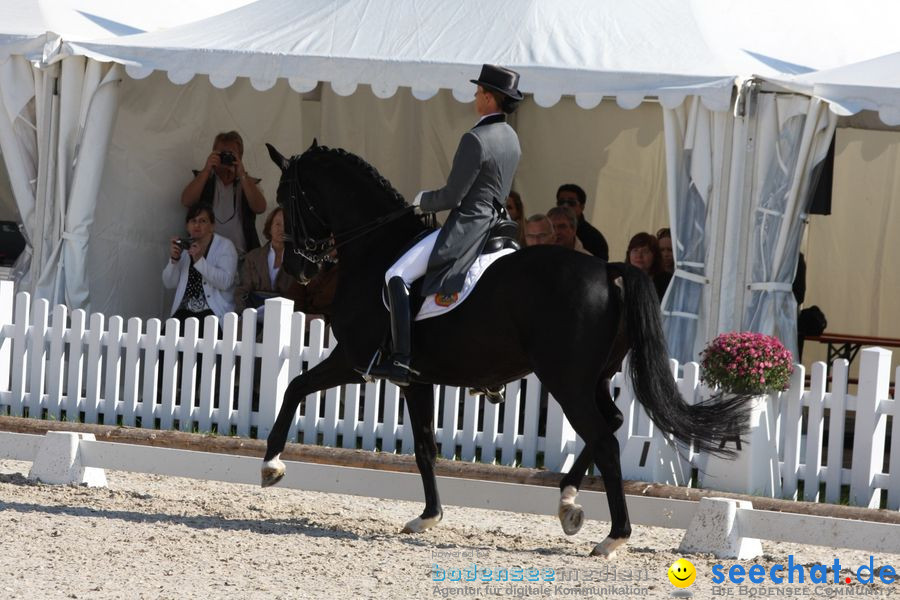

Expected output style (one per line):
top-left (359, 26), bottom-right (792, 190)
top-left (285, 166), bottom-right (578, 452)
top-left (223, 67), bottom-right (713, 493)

top-left (668, 558), bottom-right (696, 588)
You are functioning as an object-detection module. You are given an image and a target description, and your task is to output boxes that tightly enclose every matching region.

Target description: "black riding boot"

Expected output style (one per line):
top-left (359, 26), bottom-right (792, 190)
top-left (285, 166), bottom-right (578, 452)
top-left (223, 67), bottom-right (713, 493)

top-left (368, 276), bottom-right (413, 386)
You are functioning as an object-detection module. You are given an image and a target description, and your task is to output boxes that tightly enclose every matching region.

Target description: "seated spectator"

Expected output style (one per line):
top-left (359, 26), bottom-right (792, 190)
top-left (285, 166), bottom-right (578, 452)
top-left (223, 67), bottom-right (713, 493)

top-left (625, 231), bottom-right (670, 301)
top-left (505, 190), bottom-right (526, 245)
top-left (547, 206), bottom-right (591, 255)
top-left (234, 207), bottom-right (295, 314)
top-left (524, 214), bottom-right (555, 247)
top-left (656, 227), bottom-right (674, 274)
top-left (163, 205), bottom-right (237, 337)
top-left (556, 183), bottom-right (609, 260)
top-left (180, 131), bottom-right (267, 256)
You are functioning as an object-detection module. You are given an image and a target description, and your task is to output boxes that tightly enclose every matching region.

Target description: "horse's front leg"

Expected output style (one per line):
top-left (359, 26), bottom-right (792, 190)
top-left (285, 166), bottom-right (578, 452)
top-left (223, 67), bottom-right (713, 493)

top-left (262, 349), bottom-right (361, 487)
top-left (399, 384), bottom-right (443, 533)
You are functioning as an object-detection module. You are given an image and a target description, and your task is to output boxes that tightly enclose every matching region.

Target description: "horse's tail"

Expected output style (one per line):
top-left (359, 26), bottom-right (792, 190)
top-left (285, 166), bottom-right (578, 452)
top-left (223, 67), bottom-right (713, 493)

top-left (610, 263), bottom-right (753, 458)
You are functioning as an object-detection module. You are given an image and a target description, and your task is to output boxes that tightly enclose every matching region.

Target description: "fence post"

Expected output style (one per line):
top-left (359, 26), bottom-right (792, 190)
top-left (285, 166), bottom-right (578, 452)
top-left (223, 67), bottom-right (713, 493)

top-left (257, 297), bottom-right (293, 441)
top-left (850, 347), bottom-right (891, 508)
top-left (46, 304), bottom-right (68, 420)
top-left (824, 359), bottom-right (849, 504)
top-left (10, 292), bottom-right (30, 416)
top-left (803, 361), bottom-right (827, 502)
top-left (0, 281), bottom-right (13, 395)
top-left (27, 298), bottom-right (49, 418)
top-left (889, 365), bottom-right (900, 510)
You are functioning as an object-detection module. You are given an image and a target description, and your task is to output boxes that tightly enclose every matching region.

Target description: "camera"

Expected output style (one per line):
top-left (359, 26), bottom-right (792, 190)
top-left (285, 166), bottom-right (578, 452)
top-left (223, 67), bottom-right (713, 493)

top-left (177, 237), bottom-right (193, 250)
top-left (218, 151), bottom-right (236, 166)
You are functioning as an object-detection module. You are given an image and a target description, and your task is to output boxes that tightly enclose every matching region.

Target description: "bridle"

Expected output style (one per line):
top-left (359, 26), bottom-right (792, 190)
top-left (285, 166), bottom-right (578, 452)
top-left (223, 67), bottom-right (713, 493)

top-left (280, 166), bottom-right (417, 265)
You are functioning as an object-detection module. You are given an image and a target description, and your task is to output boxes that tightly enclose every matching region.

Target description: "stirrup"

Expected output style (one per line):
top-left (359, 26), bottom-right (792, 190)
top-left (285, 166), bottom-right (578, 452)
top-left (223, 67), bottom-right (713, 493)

top-left (472, 384), bottom-right (506, 404)
top-left (359, 349), bottom-right (383, 383)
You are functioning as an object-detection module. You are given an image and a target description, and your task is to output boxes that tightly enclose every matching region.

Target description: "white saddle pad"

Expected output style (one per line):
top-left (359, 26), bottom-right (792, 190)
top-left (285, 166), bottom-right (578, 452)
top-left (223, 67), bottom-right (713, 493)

top-left (415, 248), bottom-right (515, 321)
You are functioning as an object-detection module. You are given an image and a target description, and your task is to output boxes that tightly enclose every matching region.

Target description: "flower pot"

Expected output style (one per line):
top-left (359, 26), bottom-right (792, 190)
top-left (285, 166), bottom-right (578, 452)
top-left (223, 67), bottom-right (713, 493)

top-left (697, 394), bottom-right (781, 497)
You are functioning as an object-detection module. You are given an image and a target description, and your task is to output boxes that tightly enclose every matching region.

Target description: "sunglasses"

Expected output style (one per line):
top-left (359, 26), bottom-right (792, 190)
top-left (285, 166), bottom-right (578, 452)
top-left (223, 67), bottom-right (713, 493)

top-left (557, 199), bottom-right (578, 208)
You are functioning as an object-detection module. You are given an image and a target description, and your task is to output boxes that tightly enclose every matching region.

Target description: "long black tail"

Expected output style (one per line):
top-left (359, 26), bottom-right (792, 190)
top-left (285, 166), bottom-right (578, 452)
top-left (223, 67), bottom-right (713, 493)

top-left (611, 263), bottom-right (754, 458)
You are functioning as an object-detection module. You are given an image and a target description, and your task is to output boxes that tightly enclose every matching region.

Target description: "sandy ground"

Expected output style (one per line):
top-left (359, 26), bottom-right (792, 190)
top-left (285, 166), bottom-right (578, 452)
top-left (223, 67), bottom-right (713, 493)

top-left (1, 458), bottom-right (900, 600)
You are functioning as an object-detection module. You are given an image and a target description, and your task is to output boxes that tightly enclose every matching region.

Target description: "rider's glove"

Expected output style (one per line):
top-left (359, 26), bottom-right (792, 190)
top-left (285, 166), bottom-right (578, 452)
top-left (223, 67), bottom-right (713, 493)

top-left (412, 190), bottom-right (428, 215)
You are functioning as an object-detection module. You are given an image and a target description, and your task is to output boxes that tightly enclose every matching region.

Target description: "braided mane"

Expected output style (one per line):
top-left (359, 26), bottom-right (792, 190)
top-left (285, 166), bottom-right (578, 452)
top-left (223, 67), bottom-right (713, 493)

top-left (295, 145), bottom-right (408, 210)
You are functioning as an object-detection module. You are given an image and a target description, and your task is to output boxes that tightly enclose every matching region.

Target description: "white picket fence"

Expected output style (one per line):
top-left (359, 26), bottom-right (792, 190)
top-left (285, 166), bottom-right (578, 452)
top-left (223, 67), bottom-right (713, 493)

top-left (0, 281), bottom-right (897, 509)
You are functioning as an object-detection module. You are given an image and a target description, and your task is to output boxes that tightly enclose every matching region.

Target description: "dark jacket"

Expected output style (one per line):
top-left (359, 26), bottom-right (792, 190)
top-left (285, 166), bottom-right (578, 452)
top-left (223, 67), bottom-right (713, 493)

top-left (420, 114), bottom-right (521, 296)
top-left (577, 216), bottom-right (609, 261)
top-left (195, 171), bottom-right (261, 252)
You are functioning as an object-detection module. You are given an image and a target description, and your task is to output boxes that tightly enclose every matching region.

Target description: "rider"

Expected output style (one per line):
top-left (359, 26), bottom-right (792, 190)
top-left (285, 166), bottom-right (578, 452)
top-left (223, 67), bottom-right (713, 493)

top-left (368, 64), bottom-right (523, 385)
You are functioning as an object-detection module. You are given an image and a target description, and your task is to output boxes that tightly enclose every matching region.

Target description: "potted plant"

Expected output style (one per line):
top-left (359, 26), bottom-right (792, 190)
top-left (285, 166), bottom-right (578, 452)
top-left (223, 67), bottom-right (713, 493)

top-left (697, 332), bottom-right (794, 497)
top-left (700, 331), bottom-right (794, 395)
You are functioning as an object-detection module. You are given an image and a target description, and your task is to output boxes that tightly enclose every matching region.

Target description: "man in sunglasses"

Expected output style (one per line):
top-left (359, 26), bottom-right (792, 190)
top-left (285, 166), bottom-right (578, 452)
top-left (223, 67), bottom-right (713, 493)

top-left (555, 183), bottom-right (609, 261)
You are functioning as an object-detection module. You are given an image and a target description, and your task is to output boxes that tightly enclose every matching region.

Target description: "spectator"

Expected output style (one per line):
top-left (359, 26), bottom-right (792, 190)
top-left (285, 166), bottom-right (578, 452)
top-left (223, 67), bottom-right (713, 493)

top-left (556, 183), bottom-right (609, 260)
top-left (180, 131), bottom-right (266, 256)
top-left (547, 206), bottom-right (591, 255)
top-left (506, 190), bottom-right (526, 245)
top-left (234, 207), bottom-right (295, 314)
top-left (656, 227), bottom-right (674, 274)
top-left (524, 214), bottom-right (555, 247)
top-left (625, 231), bottom-right (670, 301)
top-left (163, 205), bottom-right (237, 337)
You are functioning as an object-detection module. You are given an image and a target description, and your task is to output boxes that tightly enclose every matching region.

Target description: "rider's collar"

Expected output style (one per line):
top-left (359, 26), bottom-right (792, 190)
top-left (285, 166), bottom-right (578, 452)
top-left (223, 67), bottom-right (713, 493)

top-left (474, 113), bottom-right (506, 128)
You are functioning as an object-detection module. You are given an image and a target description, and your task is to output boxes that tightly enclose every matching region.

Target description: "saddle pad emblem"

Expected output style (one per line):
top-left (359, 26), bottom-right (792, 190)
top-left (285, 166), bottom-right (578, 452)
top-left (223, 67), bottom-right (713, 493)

top-left (435, 292), bottom-right (459, 307)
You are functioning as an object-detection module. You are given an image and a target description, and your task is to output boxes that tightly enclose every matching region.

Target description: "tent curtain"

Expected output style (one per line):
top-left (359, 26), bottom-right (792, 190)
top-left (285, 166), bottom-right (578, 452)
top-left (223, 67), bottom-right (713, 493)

top-left (0, 55), bottom-right (119, 310)
top-left (0, 56), bottom-right (43, 292)
top-left (661, 98), bottom-right (732, 365)
top-left (740, 95), bottom-right (836, 358)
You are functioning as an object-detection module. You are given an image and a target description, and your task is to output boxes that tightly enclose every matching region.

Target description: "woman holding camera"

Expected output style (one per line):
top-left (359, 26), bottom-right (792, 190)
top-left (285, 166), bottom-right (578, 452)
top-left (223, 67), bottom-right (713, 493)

top-left (163, 204), bottom-right (238, 337)
top-left (180, 131), bottom-right (266, 255)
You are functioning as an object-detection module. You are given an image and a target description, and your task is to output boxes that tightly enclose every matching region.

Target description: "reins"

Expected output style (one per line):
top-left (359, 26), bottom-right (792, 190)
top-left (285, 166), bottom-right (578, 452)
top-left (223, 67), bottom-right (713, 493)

top-left (281, 166), bottom-right (419, 264)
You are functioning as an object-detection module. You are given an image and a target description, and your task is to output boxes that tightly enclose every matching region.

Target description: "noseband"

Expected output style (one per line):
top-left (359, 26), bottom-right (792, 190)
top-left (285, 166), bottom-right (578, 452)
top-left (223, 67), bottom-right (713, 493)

top-left (280, 167), bottom-right (418, 264)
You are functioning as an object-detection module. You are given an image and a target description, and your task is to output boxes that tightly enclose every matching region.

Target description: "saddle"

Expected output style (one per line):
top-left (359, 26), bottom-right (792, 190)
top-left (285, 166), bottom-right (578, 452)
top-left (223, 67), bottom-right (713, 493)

top-left (385, 219), bottom-right (521, 313)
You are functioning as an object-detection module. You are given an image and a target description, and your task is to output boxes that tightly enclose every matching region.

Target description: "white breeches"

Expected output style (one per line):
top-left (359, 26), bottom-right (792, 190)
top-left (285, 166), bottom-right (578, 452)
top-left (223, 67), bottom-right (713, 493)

top-left (385, 229), bottom-right (440, 286)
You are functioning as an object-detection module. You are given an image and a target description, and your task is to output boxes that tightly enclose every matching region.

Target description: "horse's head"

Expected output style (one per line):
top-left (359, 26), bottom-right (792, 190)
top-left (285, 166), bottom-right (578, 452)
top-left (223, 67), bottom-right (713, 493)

top-left (267, 142), bottom-right (333, 282)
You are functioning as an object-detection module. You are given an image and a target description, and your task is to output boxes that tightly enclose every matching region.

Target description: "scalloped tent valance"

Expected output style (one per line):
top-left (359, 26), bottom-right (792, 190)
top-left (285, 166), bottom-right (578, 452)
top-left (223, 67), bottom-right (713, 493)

top-left (60, 0), bottom-right (748, 112)
top-left (762, 52), bottom-right (900, 126)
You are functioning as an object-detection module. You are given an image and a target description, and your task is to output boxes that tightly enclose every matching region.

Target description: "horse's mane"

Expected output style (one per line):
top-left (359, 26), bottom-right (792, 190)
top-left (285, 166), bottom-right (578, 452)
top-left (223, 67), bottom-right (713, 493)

top-left (296, 145), bottom-right (408, 210)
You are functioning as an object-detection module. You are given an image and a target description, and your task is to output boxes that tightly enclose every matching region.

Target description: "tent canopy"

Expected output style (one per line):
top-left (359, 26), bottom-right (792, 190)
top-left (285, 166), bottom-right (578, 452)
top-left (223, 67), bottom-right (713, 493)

top-left (60, 0), bottom-right (900, 113)
top-left (60, 0), bottom-right (746, 111)
top-left (0, 0), bottom-right (256, 61)
top-left (764, 52), bottom-right (900, 126)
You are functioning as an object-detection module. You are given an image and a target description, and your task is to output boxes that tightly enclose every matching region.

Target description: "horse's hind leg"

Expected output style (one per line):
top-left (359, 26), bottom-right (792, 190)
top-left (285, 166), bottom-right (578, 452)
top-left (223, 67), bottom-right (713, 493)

top-left (261, 350), bottom-right (361, 487)
top-left (400, 384), bottom-right (443, 533)
top-left (542, 377), bottom-right (631, 557)
top-left (558, 378), bottom-right (623, 536)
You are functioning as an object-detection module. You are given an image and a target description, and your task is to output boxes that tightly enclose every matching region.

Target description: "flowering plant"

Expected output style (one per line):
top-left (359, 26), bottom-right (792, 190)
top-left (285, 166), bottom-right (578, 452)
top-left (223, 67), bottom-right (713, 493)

top-left (700, 332), bottom-right (794, 394)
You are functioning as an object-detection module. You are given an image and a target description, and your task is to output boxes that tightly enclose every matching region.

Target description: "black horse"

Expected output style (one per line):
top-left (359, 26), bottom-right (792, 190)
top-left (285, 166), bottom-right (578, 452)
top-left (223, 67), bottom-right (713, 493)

top-left (261, 142), bottom-right (753, 557)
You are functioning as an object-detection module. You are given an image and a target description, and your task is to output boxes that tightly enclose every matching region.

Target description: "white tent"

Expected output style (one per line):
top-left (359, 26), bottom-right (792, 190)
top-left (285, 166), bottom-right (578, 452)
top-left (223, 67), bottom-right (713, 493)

top-left (6, 0), bottom-right (900, 362)
top-left (0, 0), bottom-right (255, 309)
top-left (767, 51), bottom-right (900, 126)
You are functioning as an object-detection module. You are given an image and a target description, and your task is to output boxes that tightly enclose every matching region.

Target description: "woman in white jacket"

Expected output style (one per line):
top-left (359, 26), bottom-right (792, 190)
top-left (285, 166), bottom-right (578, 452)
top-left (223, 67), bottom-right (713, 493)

top-left (162, 204), bottom-right (237, 337)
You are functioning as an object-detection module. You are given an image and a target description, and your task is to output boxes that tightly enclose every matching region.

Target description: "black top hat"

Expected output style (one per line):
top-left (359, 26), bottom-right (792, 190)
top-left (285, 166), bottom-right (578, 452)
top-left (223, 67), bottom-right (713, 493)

top-left (471, 64), bottom-right (524, 101)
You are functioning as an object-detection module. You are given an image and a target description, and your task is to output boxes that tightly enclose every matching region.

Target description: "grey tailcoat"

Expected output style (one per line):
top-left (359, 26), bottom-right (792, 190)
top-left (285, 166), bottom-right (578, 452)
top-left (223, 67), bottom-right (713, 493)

top-left (420, 114), bottom-right (521, 296)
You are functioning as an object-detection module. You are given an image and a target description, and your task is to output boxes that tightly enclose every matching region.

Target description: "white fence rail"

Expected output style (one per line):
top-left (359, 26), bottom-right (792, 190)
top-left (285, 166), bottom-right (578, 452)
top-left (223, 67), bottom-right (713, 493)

top-left (0, 282), bottom-right (897, 508)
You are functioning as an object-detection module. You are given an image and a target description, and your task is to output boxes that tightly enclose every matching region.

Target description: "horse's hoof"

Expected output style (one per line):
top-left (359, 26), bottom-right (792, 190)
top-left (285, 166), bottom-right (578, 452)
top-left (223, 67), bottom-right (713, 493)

top-left (401, 514), bottom-right (442, 534)
top-left (590, 536), bottom-right (628, 558)
top-left (261, 457), bottom-right (286, 488)
top-left (558, 503), bottom-right (584, 536)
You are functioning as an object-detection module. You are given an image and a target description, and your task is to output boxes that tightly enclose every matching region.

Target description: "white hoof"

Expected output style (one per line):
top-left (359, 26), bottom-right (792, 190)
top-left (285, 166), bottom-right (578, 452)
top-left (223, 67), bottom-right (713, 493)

top-left (401, 514), bottom-right (442, 534)
top-left (590, 536), bottom-right (627, 558)
top-left (558, 485), bottom-right (584, 536)
top-left (559, 503), bottom-right (585, 536)
top-left (261, 456), bottom-right (285, 488)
